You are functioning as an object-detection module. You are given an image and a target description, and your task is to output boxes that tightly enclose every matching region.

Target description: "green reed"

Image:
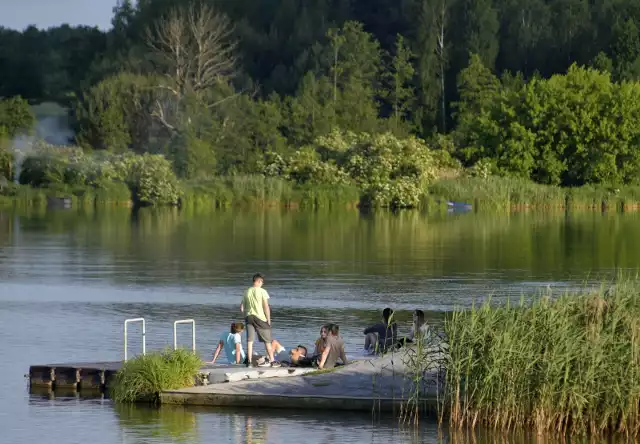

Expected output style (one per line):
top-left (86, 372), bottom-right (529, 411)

top-left (429, 176), bottom-right (640, 211)
top-left (442, 275), bottom-right (640, 437)
top-left (180, 176), bottom-right (360, 210)
top-left (109, 348), bottom-right (202, 403)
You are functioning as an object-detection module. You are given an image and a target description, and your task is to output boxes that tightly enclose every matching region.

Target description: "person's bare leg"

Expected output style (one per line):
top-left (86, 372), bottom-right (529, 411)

top-left (271, 339), bottom-right (282, 350)
top-left (247, 341), bottom-right (254, 363)
top-left (265, 341), bottom-right (275, 362)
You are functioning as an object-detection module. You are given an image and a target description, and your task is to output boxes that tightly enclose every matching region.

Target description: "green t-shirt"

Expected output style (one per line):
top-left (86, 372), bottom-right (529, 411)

top-left (242, 287), bottom-right (270, 322)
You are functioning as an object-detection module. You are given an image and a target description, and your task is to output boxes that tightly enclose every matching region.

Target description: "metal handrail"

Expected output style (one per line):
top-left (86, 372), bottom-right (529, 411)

top-left (124, 318), bottom-right (146, 361)
top-left (173, 319), bottom-right (196, 352)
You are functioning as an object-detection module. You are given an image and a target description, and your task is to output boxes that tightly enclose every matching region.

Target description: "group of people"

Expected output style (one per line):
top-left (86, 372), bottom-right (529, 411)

top-left (206, 273), bottom-right (429, 369)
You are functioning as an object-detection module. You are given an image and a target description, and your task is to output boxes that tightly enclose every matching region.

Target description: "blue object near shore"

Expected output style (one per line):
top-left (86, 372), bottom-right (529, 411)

top-left (447, 201), bottom-right (472, 208)
top-left (447, 201), bottom-right (472, 213)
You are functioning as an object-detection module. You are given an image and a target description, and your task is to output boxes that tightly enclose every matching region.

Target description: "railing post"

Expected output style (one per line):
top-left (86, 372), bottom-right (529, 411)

top-left (173, 319), bottom-right (196, 352)
top-left (124, 318), bottom-right (146, 361)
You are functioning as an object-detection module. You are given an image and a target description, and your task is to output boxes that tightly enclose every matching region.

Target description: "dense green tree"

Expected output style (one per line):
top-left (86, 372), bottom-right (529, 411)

top-left (380, 34), bottom-right (416, 133)
top-left (0, 96), bottom-right (35, 137)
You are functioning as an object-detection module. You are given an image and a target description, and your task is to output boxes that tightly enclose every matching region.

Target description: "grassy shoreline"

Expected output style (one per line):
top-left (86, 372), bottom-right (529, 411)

top-left (429, 176), bottom-right (640, 212)
top-left (4, 175), bottom-right (640, 213)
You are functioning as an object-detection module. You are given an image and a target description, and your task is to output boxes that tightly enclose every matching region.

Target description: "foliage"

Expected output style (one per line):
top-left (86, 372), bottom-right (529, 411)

top-left (6, 1), bottom-right (640, 197)
top-left (454, 62), bottom-right (640, 187)
top-left (0, 129), bottom-right (14, 180)
top-left (442, 275), bottom-right (640, 436)
top-left (109, 348), bottom-right (202, 403)
top-left (261, 130), bottom-right (445, 208)
top-left (17, 142), bottom-right (178, 206)
top-left (74, 72), bottom-right (157, 152)
top-left (127, 153), bottom-right (181, 206)
top-left (0, 96), bottom-right (35, 138)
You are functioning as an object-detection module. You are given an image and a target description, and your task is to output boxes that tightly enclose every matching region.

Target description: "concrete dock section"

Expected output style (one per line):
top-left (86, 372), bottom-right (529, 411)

top-left (29, 348), bottom-right (443, 415)
top-left (161, 350), bottom-right (442, 413)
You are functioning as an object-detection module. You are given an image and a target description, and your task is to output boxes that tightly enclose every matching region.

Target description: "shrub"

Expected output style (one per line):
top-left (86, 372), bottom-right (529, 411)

top-left (110, 348), bottom-right (202, 403)
top-left (267, 130), bottom-right (442, 208)
top-left (17, 143), bottom-right (179, 206)
top-left (127, 154), bottom-right (181, 206)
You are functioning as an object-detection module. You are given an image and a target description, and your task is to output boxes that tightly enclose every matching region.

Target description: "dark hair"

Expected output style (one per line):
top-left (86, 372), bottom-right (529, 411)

top-left (329, 324), bottom-right (340, 336)
top-left (382, 307), bottom-right (394, 324)
top-left (252, 273), bottom-right (264, 282)
top-left (297, 345), bottom-right (308, 355)
top-left (231, 322), bottom-right (245, 333)
top-left (414, 309), bottom-right (425, 326)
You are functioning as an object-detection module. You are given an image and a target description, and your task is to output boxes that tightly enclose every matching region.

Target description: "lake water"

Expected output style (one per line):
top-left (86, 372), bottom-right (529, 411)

top-left (1, 207), bottom-right (637, 443)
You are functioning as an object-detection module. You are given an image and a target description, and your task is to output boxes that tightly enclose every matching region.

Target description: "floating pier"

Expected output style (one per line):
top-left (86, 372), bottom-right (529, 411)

top-left (161, 354), bottom-right (441, 413)
top-left (27, 317), bottom-right (442, 414)
top-left (28, 361), bottom-right (317, 392)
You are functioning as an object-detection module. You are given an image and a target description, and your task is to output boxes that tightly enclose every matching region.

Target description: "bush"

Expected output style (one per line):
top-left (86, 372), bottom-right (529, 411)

top-left (127, 154), bottom-right (181, 206)
top-left (265, 130), bottom-right (442, 208)
top-left (16, 143), bottom-right (179, 206)
top-left (110, 348), bottom-right (202, 403)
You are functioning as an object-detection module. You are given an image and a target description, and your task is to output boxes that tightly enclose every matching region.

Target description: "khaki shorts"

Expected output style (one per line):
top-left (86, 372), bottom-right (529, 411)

top-left (246, 315), bottom-right (272, 343)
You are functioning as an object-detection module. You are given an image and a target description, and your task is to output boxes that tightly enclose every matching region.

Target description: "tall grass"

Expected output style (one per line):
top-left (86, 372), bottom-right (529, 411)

top-left (442, 275), bottom-right (640, 437)
top-left (110, 349), bottom-right (202, 403)
top-left (0, 183), bottom-right (132, 208)
top-left (429, 176), bottom-right (640, 211)
top-left (180, 176), bottom-right (360, 210)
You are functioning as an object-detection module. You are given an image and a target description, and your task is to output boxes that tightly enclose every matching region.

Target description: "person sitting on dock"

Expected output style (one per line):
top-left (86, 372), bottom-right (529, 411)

top-left (396, 309), bottom-right (431, 348)
top-left (317, 324), bottom-right (347, 369)
top-left (312, 324), bottom-right (329, 356)
top-left (240, 273), bottom-right (275, 367)
top-left (206, 322), bottom-right (246, 365)
top-left (363, 307), bottom-right (398, 355)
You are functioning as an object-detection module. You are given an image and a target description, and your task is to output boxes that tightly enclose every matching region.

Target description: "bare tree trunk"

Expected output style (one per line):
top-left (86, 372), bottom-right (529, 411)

top-left (145, 3), bottom-right (237, 133)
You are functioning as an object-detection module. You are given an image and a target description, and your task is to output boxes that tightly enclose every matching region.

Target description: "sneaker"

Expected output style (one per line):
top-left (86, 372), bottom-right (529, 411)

top-left (258, 359), bottom-right (271, 367)
top-left (270, 361), bottom-right (282, 368)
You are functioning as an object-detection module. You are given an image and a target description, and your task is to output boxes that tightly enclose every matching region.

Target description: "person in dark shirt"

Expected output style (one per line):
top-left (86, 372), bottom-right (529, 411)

top-left (363, 307), bottom-right (398, 354)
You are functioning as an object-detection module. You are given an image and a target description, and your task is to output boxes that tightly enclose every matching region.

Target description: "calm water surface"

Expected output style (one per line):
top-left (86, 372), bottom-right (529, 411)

top-left (1, 207), bottom-right (637, 443)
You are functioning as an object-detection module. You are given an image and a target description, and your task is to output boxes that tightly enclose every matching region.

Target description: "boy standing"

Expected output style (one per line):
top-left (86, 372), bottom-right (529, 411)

top-left (240, 273), bottom-right (275, 367)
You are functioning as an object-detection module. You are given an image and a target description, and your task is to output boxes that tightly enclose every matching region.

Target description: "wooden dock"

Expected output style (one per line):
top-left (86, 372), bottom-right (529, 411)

top-left (28, 361), bottom-right (317, 392)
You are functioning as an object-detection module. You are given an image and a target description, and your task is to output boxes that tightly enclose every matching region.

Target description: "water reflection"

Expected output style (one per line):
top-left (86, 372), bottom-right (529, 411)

top-left (116, 404), bottom-right (198, 443)
top-left (2, 207), bottom-right (639, 310)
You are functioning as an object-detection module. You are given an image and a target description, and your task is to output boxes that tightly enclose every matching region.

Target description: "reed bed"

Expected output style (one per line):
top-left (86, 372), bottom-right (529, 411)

top-left (429, 176), bottom-right (640, 211)
top-left (109, 348), bottom-right (202, 403)
top-left (442, 276), bottom-right (640, 437)
top-left (180, 176), bottom-right (359, 210)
